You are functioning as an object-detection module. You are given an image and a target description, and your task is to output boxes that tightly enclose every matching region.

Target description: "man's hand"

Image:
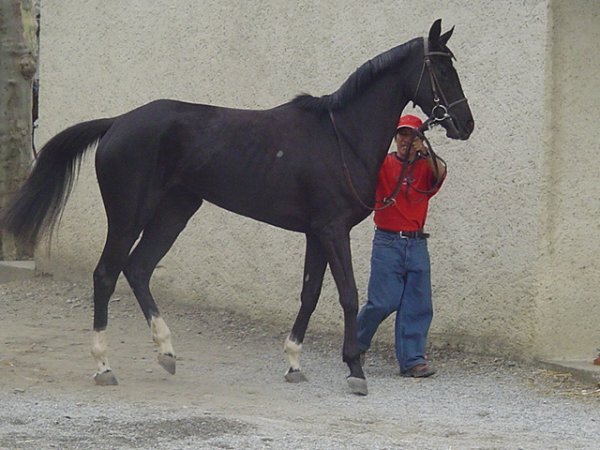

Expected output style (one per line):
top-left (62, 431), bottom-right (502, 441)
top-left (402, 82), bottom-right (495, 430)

top-left (413, 138), bottom-right (430, 159)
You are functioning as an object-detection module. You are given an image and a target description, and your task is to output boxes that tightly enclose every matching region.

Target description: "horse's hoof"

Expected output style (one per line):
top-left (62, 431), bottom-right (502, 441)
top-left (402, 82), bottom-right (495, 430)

top-left (158, 353), bottom-right (176, 375)
top-left (347, 376), bottom-right (368, 396)
top-left (94, 370), bottom-right (118, 386)
top-left (285, 368), bottom-right (308, 383)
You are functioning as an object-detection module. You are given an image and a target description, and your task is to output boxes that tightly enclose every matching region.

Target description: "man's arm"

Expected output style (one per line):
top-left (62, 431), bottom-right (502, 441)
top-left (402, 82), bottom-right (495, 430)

top-left (414, 138), bottom-right (446, 181)
top-left (421, 151), bottom-right (446, 181)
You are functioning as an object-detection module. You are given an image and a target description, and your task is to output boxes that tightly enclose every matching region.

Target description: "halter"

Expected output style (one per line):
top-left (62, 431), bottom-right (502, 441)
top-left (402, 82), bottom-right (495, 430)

top-left (413, 37), bottom-right (468, 135)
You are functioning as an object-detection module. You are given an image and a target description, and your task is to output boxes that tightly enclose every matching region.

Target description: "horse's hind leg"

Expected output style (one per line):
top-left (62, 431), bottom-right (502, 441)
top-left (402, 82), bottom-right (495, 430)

top-left (123, 187), bottom-right (202, 375)
top-left (92, 229), bottom-right (139, 385)
top-left (284, 233), bottom-right (328, 382)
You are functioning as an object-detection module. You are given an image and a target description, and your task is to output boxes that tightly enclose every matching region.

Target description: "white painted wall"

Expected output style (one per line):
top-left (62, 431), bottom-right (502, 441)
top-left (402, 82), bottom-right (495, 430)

top-left (35, 0), bottom-right (600, 362)
top-left (535, 0), bottom-right (600, 361)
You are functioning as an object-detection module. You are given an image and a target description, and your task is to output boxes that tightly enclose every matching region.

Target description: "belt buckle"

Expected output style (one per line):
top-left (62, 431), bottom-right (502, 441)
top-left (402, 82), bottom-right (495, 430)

top-left (399, 231), bottom-right (409, 239)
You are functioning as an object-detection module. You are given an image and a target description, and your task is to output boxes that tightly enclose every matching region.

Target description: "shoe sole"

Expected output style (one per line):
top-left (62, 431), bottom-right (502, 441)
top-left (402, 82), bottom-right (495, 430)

top-left (400, 368), bottom-right (436, 378)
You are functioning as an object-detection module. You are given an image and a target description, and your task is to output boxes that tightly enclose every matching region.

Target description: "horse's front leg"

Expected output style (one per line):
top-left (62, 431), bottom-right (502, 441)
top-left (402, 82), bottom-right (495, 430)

top-left (319, 229), bottom-right (367, 395)
top-left (284, 233), bottom-right (328, 382)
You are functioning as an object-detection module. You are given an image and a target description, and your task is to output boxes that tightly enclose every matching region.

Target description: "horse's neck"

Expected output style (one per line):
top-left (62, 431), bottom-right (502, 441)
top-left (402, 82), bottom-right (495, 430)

top-left (337, 74), bottom-right (409, 175)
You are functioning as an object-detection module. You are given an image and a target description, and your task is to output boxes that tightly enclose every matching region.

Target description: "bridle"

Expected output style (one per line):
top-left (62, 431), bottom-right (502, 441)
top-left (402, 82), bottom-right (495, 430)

top-left (330, 36), bottom-right (465, 211)
top-left (414, 37), bottom-right (468, 136)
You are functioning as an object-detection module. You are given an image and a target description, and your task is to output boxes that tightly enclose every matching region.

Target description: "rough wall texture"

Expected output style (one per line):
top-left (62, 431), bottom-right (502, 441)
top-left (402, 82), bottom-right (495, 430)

top-left (535, 0), bottom-right (600, 360)
top-left (34, 1), bottom-right (599, 361)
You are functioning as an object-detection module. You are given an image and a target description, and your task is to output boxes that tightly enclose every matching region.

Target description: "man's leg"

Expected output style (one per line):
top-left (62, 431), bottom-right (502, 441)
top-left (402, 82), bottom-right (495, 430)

top-left (395, 239), bottom-right (433, 372)
top-left (357, 231), bottom-right (406, 353)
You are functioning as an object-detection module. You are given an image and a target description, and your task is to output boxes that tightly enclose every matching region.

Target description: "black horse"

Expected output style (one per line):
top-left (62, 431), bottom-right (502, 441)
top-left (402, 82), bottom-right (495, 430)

top-left (1, 20), bottom-right (473, 395)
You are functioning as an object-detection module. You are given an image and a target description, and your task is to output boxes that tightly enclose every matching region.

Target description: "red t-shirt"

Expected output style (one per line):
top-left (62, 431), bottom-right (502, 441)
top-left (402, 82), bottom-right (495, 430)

top-left (374, 153), bottom-right (445, 232)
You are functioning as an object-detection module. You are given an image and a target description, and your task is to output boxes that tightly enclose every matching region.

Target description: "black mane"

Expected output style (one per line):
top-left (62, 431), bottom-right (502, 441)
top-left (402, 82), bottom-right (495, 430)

top-left (292, 38), bottom-right (421, 111)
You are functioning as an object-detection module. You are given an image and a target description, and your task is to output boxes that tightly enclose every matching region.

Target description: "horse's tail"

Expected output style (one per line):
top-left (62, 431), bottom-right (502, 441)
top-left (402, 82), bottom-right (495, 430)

top-left (0, 118), bottom-right (115, 248)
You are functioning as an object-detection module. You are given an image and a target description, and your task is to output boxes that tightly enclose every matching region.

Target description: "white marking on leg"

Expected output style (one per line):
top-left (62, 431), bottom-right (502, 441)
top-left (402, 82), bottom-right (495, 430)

top-left (284, 335), bottom-right (302, 371)
top-left (151, 316), bottom-right (174, 356)
top-left (91, 330), bottom-right (111, 374)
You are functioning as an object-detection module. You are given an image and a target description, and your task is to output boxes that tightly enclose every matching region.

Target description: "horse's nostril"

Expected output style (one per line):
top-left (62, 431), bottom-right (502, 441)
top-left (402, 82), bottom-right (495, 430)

top-left (465, 119), bottom-right (474, 134)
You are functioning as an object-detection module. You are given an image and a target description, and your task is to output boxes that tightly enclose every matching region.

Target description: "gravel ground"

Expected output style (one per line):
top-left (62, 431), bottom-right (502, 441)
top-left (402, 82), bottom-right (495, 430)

top-left (1, 276), bottom-right (599, 449)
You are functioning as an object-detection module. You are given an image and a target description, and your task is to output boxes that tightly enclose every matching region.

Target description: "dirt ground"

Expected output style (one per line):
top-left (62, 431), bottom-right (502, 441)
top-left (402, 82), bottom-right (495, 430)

top-left (1, 276), bottom-right (599, 450)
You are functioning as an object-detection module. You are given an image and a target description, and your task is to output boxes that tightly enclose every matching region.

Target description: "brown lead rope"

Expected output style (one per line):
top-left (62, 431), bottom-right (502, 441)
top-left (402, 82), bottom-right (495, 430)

top-left (329, 110), bottom-right (392, 211)
top-left (329, 110), bottom-right (445, 211)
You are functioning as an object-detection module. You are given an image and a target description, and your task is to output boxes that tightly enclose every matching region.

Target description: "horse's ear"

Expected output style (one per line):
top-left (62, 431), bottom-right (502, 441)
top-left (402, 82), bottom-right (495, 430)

top-left (439, 26), bottom-right (454, 46)
top-left (428, 19), bottom-right (442, 43)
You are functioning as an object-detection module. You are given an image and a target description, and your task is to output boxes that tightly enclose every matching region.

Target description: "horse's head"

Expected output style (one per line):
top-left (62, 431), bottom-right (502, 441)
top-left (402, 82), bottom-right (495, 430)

top-left (409, 19), bottom-right (474, 140)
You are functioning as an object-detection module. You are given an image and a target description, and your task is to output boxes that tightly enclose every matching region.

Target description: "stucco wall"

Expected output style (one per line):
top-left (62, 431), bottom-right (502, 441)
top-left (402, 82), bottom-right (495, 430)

top-left (535, 0), bottom-right (600, 360)
top-left (34, 1), bottom-right (599, 362)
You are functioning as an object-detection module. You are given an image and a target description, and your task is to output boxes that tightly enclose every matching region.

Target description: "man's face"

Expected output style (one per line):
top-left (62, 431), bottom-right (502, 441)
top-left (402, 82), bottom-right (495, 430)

top-left (395, 128), bottom-right (421, 159)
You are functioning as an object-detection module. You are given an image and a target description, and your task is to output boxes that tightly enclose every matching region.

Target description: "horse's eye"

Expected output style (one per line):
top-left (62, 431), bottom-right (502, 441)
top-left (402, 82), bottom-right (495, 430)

top-left (438, 63), bottom-right (452, 77)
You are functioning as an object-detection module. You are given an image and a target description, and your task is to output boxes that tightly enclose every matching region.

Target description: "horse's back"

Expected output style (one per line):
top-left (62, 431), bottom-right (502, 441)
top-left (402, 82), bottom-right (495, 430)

top-left (92, 99), bottom-right (327, 232)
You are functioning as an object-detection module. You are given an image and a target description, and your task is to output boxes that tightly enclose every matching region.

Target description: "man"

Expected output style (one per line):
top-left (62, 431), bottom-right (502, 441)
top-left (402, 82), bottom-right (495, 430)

top-left (357, 114), bottom-right (446, 377)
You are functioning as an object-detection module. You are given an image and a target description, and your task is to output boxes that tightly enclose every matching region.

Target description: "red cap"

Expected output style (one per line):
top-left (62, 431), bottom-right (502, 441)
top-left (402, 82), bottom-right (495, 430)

top-left (396, 115), bottom-right (423, 131)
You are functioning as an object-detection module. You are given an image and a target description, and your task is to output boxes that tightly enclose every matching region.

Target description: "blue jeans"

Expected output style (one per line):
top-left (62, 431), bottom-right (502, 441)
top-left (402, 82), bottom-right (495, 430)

top-left (357, 229), bottom-right (433, 372)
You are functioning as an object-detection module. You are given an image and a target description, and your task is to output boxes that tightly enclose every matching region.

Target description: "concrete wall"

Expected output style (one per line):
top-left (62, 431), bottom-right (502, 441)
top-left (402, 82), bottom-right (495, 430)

top-left (535, 0), bottom-right (600, 361)
top-left (35, 1), bottom-right (600, 362)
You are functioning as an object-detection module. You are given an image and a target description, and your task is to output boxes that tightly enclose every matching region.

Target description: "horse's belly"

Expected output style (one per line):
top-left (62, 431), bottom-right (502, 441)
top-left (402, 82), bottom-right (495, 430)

top-left (204, 193), bottom-right (310, 233)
